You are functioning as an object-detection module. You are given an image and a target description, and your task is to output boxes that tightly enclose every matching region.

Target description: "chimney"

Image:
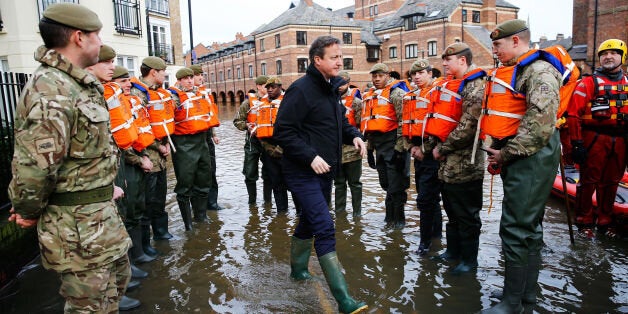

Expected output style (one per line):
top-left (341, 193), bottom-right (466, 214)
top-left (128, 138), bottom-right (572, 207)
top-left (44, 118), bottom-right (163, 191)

top-left (556, 33), bottom-right (564, 40)
top-left (539, 36), bottom-right (547, 43)
top-left (481, 0), bottom-right (497, 30)
top-left (304, 0), bottom-right (313, 6)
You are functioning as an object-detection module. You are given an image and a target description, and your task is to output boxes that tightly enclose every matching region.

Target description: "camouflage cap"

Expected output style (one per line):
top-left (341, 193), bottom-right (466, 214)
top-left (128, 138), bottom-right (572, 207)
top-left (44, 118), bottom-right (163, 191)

top-left (190, 65), bottom-right (203, 75)
top-left (142, 56), bottom-right (167, 70)
top-left (255, 75), bottom-right (269, 85)
top-left (112, 66), bottom-right (129, 79)
top-left (176, 67), bottom-right (194, 80)
top-left (370, 63), bottom-right (389, 74)
top-left (98, 45), bottom-right (116, 62)
top-left (42, 3), bottom-right (102, 32)
top-left (490, 19), bottom-right (528, 41)
top-left (410, 59), bottom-right (431, 74)
top-left (338, 71), bottom-right (351, 81)
top-left (442, 42), bottom-right (471, 58)
top-left (265, 76), bottom-right (282, 87)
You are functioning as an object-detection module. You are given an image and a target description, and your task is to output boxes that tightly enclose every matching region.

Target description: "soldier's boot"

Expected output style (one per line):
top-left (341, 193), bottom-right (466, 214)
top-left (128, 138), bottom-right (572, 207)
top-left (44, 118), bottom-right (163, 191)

top-left (246, 182), bottom-right (257, 207)
top-left (207, 186), bottom-right (223, 211)
top-left (318, 252), bottom-right (368, 314)
top-left (274, 187), bottom-right (289, 213)
top-left (119, 295), bottom-right (141, 311)
top-left (128, 227), bottom-right (155, 264)
top-left (450, 238), bottom-right (479, 275)
top-left (522, 254), bottom-right (541, 314)
top-left (290, 236), bottom-right (313, 280)
top-left (335, 183), bottom-right (347, 213)
top-left (131, 263), bottom-right (148, 279)
top-left (177, 198), bottom-right (194, 231)
top-left (392, 200), bottom-right (406, 229)
top-left (191, 196), bottom-right (209, 222)
top-left (432, 209), bottom-right (443, 239)
top-left (151, 215), bottom-right (173, 240)
top-left (350, 185), bottom-right (362, 217)
top-left (431, 223), bottom-right (461, 262)
top-left (126, 279), bottom-right (140, 291)
top-left (141, 223), bottom-right (159, 257)
top-left (481, 263), bottom-right (526, 314)
top-left (263, 180), bottom-right (273, 204)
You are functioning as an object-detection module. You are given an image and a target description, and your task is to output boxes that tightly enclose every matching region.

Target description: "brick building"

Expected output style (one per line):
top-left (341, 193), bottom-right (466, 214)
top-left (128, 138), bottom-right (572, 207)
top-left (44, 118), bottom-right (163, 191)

top-left (194, 0), bottom-right (519, 105)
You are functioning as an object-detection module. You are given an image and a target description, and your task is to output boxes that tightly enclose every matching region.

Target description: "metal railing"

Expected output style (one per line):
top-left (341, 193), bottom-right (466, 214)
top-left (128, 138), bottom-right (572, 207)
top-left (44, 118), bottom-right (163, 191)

top-left (149, 43), bottom-right (174, 64)
top-left (113, 0), bottom-right (142, 36)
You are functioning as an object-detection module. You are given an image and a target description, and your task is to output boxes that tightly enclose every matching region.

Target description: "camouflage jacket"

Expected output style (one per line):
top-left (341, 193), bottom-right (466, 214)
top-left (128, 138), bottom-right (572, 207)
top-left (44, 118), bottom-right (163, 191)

top-left (8, 46), bottom-right (130, 272)
top-left (437, 64), bottom-right (486, 184)
top-left (233, 98), bottom-right (252, 132)
top-left (493, 58), bottom-right (561, 163)
top-left (365, 79), bottom-right (409, 151)
top-left (341, 88), bottom-right (363, 163)
top-left (130, 77), bottom-right (167, 172)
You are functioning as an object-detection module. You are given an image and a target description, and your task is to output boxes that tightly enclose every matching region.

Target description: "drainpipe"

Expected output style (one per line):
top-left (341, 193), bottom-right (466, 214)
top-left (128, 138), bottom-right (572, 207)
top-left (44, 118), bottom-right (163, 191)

top-left (592, 0), bottom-right (599, 71)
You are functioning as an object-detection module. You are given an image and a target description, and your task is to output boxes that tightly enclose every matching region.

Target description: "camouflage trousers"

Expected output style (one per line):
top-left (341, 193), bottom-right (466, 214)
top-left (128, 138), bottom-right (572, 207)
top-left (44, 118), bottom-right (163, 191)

top-left (59, 255), bottom-right (131, 313)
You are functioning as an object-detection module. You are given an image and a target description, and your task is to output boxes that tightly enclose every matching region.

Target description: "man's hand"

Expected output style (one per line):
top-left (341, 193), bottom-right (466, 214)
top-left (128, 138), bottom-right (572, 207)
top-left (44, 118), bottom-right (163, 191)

top-left (367, 149), bottom-right (376, 169)
top-left (113, 185), bottom-right (125, 200)
top-left (311, 156), bottom-right (331, 174)
top-left (353, 137), bottom-right (367, 158)
top-left (213, 136), bottom-right (220, 145)
top-left (140, 156), bottom-right (153, 172)
top-left (410, 146), bottom-right (424, 160)
top-left (571, 140), bottom-right (587, 164)
top-left (433, 147), bottom-right (445, 161)
top-left (484, 147), bottom-right (503, 169)
top-left (8, 208), bottom-right (38, 228)
top-left (158, 144), bottom-right (171, 157)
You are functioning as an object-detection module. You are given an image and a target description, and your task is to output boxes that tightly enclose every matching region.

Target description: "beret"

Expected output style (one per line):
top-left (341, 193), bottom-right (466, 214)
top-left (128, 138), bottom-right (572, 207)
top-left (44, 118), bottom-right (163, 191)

top-left (265, 76), bottom-right (282, 86)
top-left (43, 3), bottom-right (102, 32)
top-left (369, 63), bottom-right (389, 74)
top-left (255, 75), bottom-right (269, 85)
top-left (98, 45), bottom-right (116, 62)
top-left (142, 56), bottom-right (167, 70)
top-left (490, 19), bottom-right (528, 41)
top-left (176, 68), bottom-right (194, 80)
top-left (410, 59), bottom-right (431, 74)
top-left (112, 66), bottom-right (129, 79)
top-left (190, 65), bottom-right (203, 75)
top-left (442, 42), bottom-right (471, 58)
top-left (338, 71), bottom-right (350, 80)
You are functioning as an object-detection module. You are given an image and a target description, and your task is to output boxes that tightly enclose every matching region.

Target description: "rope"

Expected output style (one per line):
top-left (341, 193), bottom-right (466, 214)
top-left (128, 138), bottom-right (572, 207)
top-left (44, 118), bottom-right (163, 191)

top-left (488, 174), bottom-right (495, 214)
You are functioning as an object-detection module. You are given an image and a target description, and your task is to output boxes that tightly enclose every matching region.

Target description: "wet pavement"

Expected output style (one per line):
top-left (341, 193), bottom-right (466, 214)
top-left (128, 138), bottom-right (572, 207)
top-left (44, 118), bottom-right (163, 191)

top-left (2, 104), bottom-right (627, 313)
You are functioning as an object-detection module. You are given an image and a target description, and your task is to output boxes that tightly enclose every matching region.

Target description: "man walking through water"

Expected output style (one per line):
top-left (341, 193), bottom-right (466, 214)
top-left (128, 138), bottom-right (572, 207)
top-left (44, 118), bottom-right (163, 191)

top-left (273, 35), bottom-right (368, 314)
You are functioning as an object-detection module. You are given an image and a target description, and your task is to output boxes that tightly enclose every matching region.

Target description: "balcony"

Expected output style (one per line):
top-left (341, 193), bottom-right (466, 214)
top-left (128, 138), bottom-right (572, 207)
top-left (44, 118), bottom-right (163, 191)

top-left (149, 43), bottom-right (174, 64)
top-left (146, 0), bottom-right (169, 16)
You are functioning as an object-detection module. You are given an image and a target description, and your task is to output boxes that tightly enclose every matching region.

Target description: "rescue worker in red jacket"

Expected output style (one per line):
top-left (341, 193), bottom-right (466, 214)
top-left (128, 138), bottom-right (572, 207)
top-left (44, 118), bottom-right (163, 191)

top-left (168, 68), bottom-right (213, 229)
top-left (361, 63), bottom-right (410, 229)
top-left (567, 39), bottom-right (628, 240)
top-left (402, 59), bottom-right (443, 256)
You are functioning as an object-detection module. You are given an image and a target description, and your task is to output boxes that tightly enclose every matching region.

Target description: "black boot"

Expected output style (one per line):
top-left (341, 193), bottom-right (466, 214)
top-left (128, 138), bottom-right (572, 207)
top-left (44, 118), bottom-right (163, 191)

top-left (350, 184), bottom-right (362, 217)
top-left (274, 187), bottom-right (289, 213)
top-left (431, 223), bottom-right (460, 262)
top-left (263, 180), bottom-right (272, 204)
top-left (522, 254), bottom-right (541, 313)
top-left (177, 197), bottom-right (193, 231)
top-left (126, 279), bottom-right (140, 291)
top-left (191, 196), bottom-right (209, 222)
top-left (207, 186), bottom-right (223, 210)
top-left (131, 263), bottom-right (148, 279)
top-left (151, 215), bottom-right (173, 240)
top-left (246, 182), bottom-right (257, 207)
top-left (141, 224), bottom-right (158, 257)
top-left (119, 295), bottom-right (141, 311)
top-left (450, 238), bottom-right (478, 275)
top-left (128, 227), bottom-right (155, 264)
top-left (481, 263), bottom-right (526, 314)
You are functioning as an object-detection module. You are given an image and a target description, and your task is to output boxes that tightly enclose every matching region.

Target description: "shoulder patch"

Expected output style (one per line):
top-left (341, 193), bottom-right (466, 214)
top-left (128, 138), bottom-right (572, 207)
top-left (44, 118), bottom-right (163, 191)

top-left (36, 138), bottom-right (56, 154)
top-left (540, 84), bottom-right (550, 94)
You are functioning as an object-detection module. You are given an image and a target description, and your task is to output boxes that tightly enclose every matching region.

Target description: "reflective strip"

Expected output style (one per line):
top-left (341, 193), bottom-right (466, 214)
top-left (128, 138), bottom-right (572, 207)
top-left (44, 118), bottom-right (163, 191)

top-left (174, 114), bottom-right (210, 124)
top-left (438, 86), bottom-right (461, 99)
top-left (428, 112), bottom-right (458, 123)
top-left (150, 118), bottom-right (175, 126)
top-left (574, 90), bottom-right (587, 98)
top-left (138, 126), bottom-right (153, 133)
top-left (484, 109), bottom-right (524, 119)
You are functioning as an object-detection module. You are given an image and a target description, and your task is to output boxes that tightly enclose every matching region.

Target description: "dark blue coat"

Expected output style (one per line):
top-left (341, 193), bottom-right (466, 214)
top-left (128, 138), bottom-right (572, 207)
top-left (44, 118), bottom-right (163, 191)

top-left (273, 64), bottom-right (362, 178)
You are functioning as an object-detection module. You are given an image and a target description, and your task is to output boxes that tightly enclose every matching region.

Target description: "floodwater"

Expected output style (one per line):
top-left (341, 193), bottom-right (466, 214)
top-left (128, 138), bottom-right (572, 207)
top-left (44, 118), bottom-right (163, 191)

top-left (2, 104), bottom-right (627, 313)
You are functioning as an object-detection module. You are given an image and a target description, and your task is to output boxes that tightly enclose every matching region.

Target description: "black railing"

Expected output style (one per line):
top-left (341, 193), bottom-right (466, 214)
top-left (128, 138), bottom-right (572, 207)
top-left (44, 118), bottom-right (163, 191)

top-left (149, 43), bottom-right (174, 64)
top-left (146, 0), bottom-right (169, 16)
top-left (113, 0), bottom-right (142, 36)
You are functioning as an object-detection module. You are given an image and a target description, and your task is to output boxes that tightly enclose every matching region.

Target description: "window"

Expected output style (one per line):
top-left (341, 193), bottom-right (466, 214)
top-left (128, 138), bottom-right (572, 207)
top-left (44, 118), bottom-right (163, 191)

top-left (0, 57), bottom-right (9, 72)
top-left (343, 33), bottom-right (352, 45)
top-left (150, 23), bottom-right (173, 64)
top-left (261, 63), bottom-right (267, 75)
top-left (37, 0), bottom-right (78, 19)
top-left (227, 69), bottom-right (232, 79)
top-left (146, 0), bottom-right (169, 16)
top-left (219, 71), bottom-right (224, 81)
top-left (367, 46), bottom-right (379, 62)
top-left (297, 58), bottom-right (308, 73)
top-left (237, 67), bottom-right (242, 79)
top-left (462, 9), bottom-right (467, 22)
top-left (113, 0), bottom-right (142, 36)
top-left (369, 6), bottom-right (373, 16)
top-left (249, 64), bottom-right (254, 78)
top-left (472, 10), bottom-right (480, 23)
top-left (389, 47), bottom-right (397, 59)
top-left (427, 41), bottom-right (437, 57)
top-left (405, 44), bottom-right (418, 59)
top-left (275, 34), bottom-right (281, 48)
top-left (297, 31), bottom-right (307, 45)
top-left (260, 38), bottom-right (265, 52)
top-left (343, 58), bottom-right (353, 70)
top-left (404, 16), bottom-right (419, 31)
top-left (275, 60), bottom-right (282, 75)
top-left (116, 55), bottom-right (136, 77)
top-left (211, 72), bottom-right (216, 83)
top-left (374, 5), bottom-right (379, 15)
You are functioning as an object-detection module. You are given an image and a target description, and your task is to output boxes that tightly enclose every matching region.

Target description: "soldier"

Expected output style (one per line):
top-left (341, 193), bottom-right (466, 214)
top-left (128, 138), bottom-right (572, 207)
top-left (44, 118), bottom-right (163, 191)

top-left (402, 59), bottom-right (443, 256)
top-left (334, 71), bottom-right (364, 216)
top-left (233, 75), bottom-right (273, 208)
top-left (482, 20), bottom-right (562, 313)
top-left (130, 57), bottom-right (175, 238)
top-left (167, 68), bottom-right (213, 228)
top-left (190, 65), bottom-right (223, 211)
top-left (274, 35), bottom-right (368, 314)
top-left (361, 63), bottom-right (410, 229)
top-left (8, 3), bottom-right (132, 312)
top-left (567, 39), bottom-right (628, 239)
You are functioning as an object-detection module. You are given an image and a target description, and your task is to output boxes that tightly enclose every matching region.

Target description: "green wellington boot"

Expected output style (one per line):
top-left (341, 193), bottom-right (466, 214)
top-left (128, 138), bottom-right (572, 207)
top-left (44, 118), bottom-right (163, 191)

top-left (191, 196), bottom-right (209, 222)
top-left (481, 263), bottom-right (526, 314)
top-left (246, 182), bottom-right (257, 207)
top-left (290, 236), bottom-right (313, 280)
top-left (318, 252), bottom-right (368, 314)
top-left (177, 198), bottom-right (193, 231)
top-left (522, 254), bottom-right (541, 313)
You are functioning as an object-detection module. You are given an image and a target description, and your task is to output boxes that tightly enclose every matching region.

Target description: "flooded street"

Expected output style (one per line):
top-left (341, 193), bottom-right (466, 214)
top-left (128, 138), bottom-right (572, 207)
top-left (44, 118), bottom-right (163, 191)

top-left (3, 104), bottom-right (627, 313)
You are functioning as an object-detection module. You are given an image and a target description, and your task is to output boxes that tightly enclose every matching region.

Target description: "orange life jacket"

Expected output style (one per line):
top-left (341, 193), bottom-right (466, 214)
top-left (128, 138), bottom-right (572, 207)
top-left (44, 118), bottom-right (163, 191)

top-left (128, 95), bottom-right (155, 152)
top-left (255, 92), bottom-right (284, 139)
top-left (401, 79), bottom-right (438, 139)
top-left (424, 69), bottom-right (486, 142)
top-left (581, 74), bottom-right (628, 126)
top-left (342, 87), bottom-right (361, 127)
top-left (246, 93), bottom-right (263, 124)
top-left (103, 82), bottom-right (138, 150)
top-left (168, 86), bottom-right (211, 135)
top-left (198, 85), bottom-right (220, 128)
top-left (480, 46), bottom-right (579, 139)
top-left (130, 77), bottom-right (175, 140)
top-left (360, 80), bottom-right (408, 133)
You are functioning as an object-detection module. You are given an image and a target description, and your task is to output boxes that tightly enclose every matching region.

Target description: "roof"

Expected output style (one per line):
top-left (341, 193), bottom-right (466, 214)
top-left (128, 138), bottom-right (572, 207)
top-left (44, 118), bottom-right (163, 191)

top-left (464, 25), bottom-right (493, 50)
top-left (536, 37), bottom-right (573, 50)
top-left (568, 44), bottom-right (588, 61)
